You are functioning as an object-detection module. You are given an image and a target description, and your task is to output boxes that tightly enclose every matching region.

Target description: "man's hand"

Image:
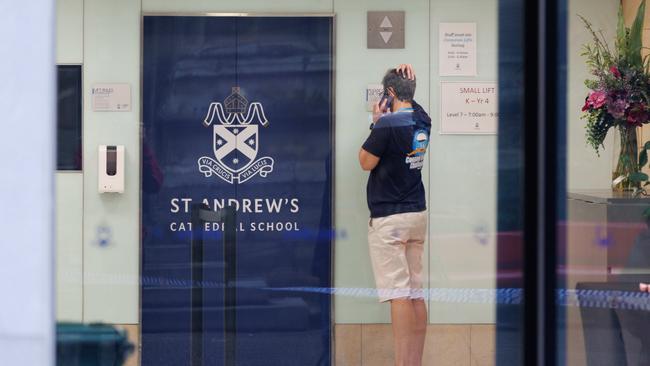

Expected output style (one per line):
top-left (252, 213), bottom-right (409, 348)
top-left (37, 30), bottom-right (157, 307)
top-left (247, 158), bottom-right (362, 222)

top-left (396, 64), bottom-right (416, 80)
top-left (372, 97), bottom-right (389, 123)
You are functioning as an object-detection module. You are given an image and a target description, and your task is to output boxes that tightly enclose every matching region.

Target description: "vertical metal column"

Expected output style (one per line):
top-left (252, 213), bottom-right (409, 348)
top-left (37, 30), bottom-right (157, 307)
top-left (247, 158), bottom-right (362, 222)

top-left (498, 0), bottom-right (566, 364)
top-left (190, 204), bottom-right (205, 366)
top-left (521, 0), bottom-right (565, 365)
top-left (223, 206), bottom-right (237, 366)
top-left (190, 204), bottom-right (237, 366)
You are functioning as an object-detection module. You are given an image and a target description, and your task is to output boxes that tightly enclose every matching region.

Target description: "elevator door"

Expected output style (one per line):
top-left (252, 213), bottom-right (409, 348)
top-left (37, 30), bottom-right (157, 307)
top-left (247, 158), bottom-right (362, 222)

top-left (142, 15), bottom-right (333, 366)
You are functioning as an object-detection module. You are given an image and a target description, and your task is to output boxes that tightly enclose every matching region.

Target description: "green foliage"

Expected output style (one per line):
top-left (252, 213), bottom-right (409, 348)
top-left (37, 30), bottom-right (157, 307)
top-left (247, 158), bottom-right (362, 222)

top-left (581, 1), bottom-right (650, 189)
top-left (628, 0), bottom-right (646, 68)
top-left (640, 148), bottom-right (648, 167)
top-left (629, 172), bottom-right (649, 183)
top-left (582, 108), bottom-right (613, 155)
top-left (617, 4), bottom-right (626, 54)
top-left (579, 15), bottom-right (613, 71)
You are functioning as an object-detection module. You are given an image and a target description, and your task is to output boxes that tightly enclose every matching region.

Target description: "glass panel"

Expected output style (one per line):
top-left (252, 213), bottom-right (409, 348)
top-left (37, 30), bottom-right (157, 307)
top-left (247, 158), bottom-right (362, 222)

top-left (562, 0), bottom-right (650, 365)
top-left (57, 65), bottom-right (82, 171)
top-left (228, 17), bottom-right (333, 366)
top-left (51, 1), bottom-right (526, 366)
top-left (496, 0), bottom-right (525, 364)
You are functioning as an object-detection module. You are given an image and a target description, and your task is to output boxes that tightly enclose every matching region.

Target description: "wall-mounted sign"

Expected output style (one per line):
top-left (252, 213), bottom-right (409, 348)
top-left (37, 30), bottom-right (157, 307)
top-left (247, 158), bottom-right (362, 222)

top-left (367, 11), bottom-right (405, 49)
top-left (439, 23), bottom-right (477, 76)
top-left (366, 84), bottom-right (384, 111)
top-left (439, 81), bottom-right (497, 134)
top-left (91, 83), bottom-right (131, 112)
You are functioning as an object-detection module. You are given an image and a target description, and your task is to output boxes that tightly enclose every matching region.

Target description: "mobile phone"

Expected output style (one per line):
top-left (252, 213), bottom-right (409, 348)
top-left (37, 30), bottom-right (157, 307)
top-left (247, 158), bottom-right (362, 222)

top-left (379, 90), bottom-right (393, 111)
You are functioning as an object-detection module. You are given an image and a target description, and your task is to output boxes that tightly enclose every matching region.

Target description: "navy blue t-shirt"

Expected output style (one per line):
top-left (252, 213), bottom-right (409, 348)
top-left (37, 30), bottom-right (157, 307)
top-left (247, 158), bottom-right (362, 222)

top-left (362, 102), bottom-right (431, 218)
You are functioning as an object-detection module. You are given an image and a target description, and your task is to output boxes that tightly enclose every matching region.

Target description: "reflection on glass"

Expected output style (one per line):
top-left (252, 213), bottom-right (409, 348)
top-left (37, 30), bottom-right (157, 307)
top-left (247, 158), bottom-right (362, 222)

top-left (141, 16), bottom-right (333, 366)
top-left (563, 1), bottom-right (650, 365)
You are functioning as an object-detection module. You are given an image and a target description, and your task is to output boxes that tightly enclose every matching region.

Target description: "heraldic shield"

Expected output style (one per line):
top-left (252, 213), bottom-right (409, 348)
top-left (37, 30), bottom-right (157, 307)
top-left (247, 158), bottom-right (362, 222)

top-left (198, 87), bottom-right (274, 184)
top-left (213, 124), bottom-right (258, 173)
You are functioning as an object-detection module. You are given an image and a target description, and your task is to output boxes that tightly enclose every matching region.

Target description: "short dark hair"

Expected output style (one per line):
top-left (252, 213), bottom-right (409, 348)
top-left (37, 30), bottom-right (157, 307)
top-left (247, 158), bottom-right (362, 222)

top-left (382, 69), bottom-right (416, 102)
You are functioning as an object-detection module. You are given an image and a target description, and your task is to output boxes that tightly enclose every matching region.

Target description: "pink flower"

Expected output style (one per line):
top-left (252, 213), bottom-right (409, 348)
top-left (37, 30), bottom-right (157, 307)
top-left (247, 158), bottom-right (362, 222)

top-left (586, 90), bottom-right (607, 109)
top-left (610, 65), bottom-right (622, 78)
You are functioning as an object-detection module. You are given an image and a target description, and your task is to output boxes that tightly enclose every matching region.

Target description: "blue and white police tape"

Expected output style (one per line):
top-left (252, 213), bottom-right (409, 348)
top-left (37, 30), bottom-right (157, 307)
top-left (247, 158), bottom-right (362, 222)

top-left (80, 272), bottom-right (650, 311)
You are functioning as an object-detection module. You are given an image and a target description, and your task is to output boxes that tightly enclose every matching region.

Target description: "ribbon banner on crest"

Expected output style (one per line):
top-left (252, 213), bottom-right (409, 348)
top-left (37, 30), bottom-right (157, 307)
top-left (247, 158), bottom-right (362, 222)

top-left (198, 156), bottom-right (274, 184)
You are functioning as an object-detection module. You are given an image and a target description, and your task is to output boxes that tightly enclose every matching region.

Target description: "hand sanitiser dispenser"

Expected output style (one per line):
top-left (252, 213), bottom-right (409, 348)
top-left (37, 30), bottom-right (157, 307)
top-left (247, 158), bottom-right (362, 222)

top-left (98, 145), bottom-right (125, 193)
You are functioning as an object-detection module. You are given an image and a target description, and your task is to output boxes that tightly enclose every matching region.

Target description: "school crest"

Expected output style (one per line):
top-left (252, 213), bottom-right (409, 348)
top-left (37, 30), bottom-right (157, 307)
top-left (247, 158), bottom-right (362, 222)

top-left (198, 87), bottom-right (274, 184)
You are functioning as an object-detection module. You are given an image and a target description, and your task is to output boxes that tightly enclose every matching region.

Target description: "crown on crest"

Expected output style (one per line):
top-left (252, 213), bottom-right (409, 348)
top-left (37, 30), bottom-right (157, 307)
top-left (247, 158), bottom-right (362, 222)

top-left (224, 87), bottom-right (249, 114)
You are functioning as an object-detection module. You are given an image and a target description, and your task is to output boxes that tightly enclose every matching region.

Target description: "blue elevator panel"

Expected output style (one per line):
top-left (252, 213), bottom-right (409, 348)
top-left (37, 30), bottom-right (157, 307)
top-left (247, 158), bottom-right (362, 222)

top-left (142, 16), bottom-right (333, 366)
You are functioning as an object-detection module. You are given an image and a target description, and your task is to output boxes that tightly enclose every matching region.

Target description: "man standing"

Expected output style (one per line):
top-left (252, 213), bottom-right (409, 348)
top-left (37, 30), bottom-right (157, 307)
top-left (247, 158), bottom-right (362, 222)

top-left (359, 64), bottom-right (431, 366)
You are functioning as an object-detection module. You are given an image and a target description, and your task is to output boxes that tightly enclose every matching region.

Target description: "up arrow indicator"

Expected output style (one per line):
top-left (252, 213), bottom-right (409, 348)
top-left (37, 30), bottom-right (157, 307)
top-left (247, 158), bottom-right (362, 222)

top-left (380, 16), bottom-right (393, 28)
top-left (380, 31), bottom-right (393, 44)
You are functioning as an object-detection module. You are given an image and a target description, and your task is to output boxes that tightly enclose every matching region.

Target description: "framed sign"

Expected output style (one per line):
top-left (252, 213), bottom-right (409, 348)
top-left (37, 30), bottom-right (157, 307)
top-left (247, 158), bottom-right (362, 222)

top-left (91, 83), bottom-right (131, 111)
top-left (439, 23), bottom-right (477, 77)
top-left (439, 81), bottom-right (498, 134)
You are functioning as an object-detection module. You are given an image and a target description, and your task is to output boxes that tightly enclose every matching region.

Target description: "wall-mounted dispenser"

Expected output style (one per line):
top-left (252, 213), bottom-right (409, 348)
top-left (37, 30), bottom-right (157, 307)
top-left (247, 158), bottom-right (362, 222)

top-left (98, 145), bottom-right (124, 193)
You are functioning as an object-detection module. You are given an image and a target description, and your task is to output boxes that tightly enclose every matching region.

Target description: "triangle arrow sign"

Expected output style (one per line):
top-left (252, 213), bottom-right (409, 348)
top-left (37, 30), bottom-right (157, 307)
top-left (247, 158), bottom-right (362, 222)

top-left (380, 16), bottom-right (393, 28)
top-left (380, 31), bottom-right (393, 44)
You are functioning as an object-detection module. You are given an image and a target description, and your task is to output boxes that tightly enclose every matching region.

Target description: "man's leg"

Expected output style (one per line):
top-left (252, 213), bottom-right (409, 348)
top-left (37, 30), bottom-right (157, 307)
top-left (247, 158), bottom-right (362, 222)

top-left (391, 298), bottom-right (415, 366)
top-left (410, 299), bottom-right (427, 366)
top-left (404, 211), bottom-right (428, 365)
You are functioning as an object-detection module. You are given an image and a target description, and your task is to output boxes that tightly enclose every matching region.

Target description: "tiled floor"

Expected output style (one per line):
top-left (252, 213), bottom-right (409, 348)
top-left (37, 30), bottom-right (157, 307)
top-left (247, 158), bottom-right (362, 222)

top-left (116, 324), bottom-right (140, 366)
top-left (336, 324), bottom-right (496, 366)
top-left (362, 324), bottom-right (395, 366)
top-left (114, 323), bottom-right (495, 366)
top-left (469, 325), bottom-right (496, 366)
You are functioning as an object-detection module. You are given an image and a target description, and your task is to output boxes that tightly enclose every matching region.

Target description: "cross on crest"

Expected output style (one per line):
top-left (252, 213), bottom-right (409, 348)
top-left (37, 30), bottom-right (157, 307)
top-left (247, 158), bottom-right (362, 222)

top-left (213, 124), bottom-right (259, 172)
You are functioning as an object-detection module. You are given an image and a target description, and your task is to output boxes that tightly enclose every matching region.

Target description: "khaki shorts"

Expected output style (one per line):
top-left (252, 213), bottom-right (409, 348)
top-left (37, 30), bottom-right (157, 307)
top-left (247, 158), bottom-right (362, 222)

top-left (368, 210), bottom-right (427, 302)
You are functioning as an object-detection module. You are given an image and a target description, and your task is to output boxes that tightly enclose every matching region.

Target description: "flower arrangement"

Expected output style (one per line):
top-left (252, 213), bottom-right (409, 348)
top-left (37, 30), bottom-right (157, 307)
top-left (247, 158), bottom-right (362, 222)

top-left (580, 0), bottom-right (650, 191)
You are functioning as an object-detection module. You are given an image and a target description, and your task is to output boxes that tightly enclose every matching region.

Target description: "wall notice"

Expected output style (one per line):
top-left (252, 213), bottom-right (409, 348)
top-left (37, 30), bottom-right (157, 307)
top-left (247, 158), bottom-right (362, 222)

top-left (91, 83), bottom-right (131, 112)
top-left (439, 23), bottom-right (477, 76)
top-left (440, 81), bottom-right (498, 134)
top-left (366, 84), bottom-right (384, 111)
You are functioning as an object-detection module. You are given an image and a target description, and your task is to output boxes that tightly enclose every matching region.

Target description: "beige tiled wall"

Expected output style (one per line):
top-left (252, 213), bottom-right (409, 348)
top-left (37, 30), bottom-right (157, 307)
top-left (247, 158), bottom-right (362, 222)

top-left (335, 324), bottom-right (495, 366)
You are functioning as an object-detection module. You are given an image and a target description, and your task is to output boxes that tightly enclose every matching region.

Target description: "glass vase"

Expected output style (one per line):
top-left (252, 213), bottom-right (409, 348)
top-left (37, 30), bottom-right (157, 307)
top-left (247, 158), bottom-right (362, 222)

top-left (612, 126), bottom-right (640, 192)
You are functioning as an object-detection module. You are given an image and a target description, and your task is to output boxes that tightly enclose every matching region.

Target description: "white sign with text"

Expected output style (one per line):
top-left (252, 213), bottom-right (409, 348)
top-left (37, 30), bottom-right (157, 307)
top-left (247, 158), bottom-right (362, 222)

top-left (440, 81), bottom-right (498, 134)
top-left (91, 83), bottom-right (132, 112)
top-left (439, 23), bottom-right (477, 76)
top-left (366, 84), bottom-right (384, 111)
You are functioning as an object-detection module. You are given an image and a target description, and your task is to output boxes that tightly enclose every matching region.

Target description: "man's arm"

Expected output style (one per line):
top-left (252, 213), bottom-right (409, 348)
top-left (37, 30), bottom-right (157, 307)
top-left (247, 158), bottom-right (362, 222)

top-left (359, 148), bottom-right (380, 171)
top-left (359, 99), bottom-right (390, 171)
